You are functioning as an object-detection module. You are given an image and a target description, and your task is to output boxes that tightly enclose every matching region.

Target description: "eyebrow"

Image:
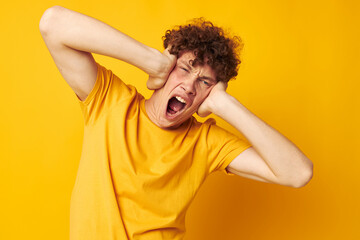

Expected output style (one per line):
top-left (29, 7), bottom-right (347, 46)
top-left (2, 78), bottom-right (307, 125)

top-left (180, 60), bottom-right (217, 83)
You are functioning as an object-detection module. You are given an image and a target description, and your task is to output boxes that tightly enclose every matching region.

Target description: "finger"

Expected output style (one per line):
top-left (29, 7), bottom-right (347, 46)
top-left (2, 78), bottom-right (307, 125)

top-left (147, 76), bottom-right (166, 90)
top-left (216, 81), bottom-right (228, 91)
top-left (164, 49), bottom-right (177, 63)
top-left (163, 45), bottom-right (173, 55)
top-left (197, 110), bottom-right (211, 118)
top-left (166, 54), bottom-right (177, 72)
top-left (196, 106), bottom-right (211, 118)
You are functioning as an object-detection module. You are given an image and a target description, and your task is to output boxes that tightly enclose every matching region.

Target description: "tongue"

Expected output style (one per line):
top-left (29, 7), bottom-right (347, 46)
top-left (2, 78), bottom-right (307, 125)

top-left (168, 97), bottom-right (185, 112)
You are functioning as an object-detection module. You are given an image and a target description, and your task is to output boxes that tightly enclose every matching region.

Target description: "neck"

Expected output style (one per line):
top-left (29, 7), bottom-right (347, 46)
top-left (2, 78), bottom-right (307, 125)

top-left (144, 95), bottom-right (160, 126)
top-left (144, 94), bottom-right (189, 130)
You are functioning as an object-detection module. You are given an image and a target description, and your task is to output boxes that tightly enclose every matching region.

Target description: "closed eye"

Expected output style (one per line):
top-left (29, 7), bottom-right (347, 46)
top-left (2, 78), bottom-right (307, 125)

top-left (180, 67), bottom-right (189, 72)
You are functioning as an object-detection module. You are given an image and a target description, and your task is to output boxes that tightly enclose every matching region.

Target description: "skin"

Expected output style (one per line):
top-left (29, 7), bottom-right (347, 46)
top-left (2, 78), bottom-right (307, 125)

top-left (146, 51), bottom-right (313, 188)
top-left (197, 83), bottom-right (313, 187)
top-left (145, 51), bottom-right (218, 129)
top-left (40, 6), bottom-right (313, 188)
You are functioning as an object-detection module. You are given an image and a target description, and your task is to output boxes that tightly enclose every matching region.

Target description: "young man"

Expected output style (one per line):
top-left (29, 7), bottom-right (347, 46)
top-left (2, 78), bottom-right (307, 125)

top-left (40, 6), bottom-right (313, 240)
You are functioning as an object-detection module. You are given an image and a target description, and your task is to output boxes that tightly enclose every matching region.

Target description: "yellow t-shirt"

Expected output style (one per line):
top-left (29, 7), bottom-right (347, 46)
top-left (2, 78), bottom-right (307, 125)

top-left (70, 62), bottom-right (252, 240)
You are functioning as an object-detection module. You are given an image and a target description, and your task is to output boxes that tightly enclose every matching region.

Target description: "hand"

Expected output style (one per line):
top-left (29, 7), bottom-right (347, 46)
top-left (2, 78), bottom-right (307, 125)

top-left (147, 47), bottom-right (177, 90)
top-left (197, 81), bottom-right (228, 117)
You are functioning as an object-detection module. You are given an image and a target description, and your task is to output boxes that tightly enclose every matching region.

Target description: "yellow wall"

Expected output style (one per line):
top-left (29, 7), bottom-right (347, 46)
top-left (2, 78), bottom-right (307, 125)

top-left (1, 0), bottom-right (359, 239)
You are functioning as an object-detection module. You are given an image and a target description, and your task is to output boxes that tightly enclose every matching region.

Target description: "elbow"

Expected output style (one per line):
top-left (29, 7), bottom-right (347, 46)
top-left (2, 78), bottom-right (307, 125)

top-left (39, 5), bottom-right (64, 35)
top-left (291, 161), bottom-right (314, 188)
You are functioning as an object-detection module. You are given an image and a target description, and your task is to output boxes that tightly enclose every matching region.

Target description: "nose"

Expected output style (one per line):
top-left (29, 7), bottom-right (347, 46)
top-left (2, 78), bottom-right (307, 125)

top-left (181, 76), bottom-right (196, 95)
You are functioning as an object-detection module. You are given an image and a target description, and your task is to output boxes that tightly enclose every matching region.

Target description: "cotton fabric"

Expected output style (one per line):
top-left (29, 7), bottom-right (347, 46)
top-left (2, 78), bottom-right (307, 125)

top-left (70, 62), bottom-right (251, 240)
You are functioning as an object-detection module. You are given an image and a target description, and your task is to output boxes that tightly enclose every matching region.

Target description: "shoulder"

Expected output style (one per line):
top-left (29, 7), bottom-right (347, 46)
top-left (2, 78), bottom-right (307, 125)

top-left (78, 62), bottom-right (143, 124)
top-left (188, 117), bottom-right (232, 141)
top-left (96, 62), bottom-right (140, 99)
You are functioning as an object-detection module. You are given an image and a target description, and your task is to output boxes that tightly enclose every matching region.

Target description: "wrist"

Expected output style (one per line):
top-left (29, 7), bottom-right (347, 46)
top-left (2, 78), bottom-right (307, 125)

top-left (211, 91), bottom-right (235, 116)
top-left (142, 47), bottom-right (164, 76)
top-left (147, 48), bottom-right (175, 77)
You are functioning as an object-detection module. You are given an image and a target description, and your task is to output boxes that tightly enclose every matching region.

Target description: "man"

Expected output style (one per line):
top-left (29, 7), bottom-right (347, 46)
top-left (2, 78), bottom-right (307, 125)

top-left (39, 5), bottom-right (313, 240)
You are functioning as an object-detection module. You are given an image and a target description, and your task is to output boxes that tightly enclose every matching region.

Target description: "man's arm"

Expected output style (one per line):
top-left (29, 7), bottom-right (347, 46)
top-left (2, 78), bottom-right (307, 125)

top-left (198, 82), bottom-right (313, 188)
top-left (39, 6), bottom-right (175, 101)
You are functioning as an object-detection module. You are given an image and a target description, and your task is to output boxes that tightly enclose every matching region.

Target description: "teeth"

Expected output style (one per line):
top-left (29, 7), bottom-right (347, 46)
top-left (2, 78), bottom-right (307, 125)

top-left (175, 96), bottom-right (186, 104)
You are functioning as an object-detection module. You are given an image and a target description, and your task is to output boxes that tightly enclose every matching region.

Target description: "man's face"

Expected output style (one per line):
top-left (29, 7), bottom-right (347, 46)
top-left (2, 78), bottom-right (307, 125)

top-left (147, 51), bottom-right (217, 129)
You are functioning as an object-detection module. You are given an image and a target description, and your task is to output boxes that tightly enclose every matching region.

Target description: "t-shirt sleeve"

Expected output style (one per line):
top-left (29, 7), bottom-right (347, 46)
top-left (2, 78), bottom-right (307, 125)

top-left (76, 62), bottom-right (137, 125)
top-left (205, 119), bottom-right (252, 176)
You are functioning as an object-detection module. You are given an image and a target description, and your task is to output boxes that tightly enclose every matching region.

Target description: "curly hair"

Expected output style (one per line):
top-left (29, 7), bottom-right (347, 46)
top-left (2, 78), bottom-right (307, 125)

top-left (162, 18), bottom-right (243, 83)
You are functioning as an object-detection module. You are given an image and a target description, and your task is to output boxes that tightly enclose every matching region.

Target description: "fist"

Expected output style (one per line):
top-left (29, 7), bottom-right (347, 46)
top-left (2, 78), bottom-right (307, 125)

top-left (147, 47), bottom-right (177, 90)
top-left (197, 81), bottom-right (228, 117)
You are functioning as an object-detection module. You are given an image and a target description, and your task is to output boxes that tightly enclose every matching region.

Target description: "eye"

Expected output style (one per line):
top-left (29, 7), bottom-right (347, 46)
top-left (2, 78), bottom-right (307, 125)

top-left (200, 79), bottom-right (210, 86)
top-left (180, 67), bottom-right (189, 72)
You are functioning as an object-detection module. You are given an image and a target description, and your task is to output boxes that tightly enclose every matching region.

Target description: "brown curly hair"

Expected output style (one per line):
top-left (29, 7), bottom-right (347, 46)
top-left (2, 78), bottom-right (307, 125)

top-left (162, 18), bottom-right (243, 83)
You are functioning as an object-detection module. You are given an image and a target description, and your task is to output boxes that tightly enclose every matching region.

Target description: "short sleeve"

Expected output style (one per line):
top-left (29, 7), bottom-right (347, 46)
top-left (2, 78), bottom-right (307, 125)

top-left (76, 62), bottom-right (137, 125)
top-left (205, 119), bottom-right (252, 176)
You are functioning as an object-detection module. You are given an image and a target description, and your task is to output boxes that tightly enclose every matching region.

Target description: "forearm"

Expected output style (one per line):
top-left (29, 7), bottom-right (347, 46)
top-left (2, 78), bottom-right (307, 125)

top-left (39, 6), bottom-right (166, 76)
top-left (212, 92), bottom-right (313, 182)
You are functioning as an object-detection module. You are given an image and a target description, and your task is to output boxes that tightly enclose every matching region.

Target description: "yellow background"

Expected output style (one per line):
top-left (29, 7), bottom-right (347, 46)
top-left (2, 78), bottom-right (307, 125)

top-left (1, 0), bottom-right (359, 239)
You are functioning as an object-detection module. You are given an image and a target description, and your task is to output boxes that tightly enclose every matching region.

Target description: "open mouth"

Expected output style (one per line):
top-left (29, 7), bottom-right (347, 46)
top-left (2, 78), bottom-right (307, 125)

top-left (167, 96), bottom-right (186, 116)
